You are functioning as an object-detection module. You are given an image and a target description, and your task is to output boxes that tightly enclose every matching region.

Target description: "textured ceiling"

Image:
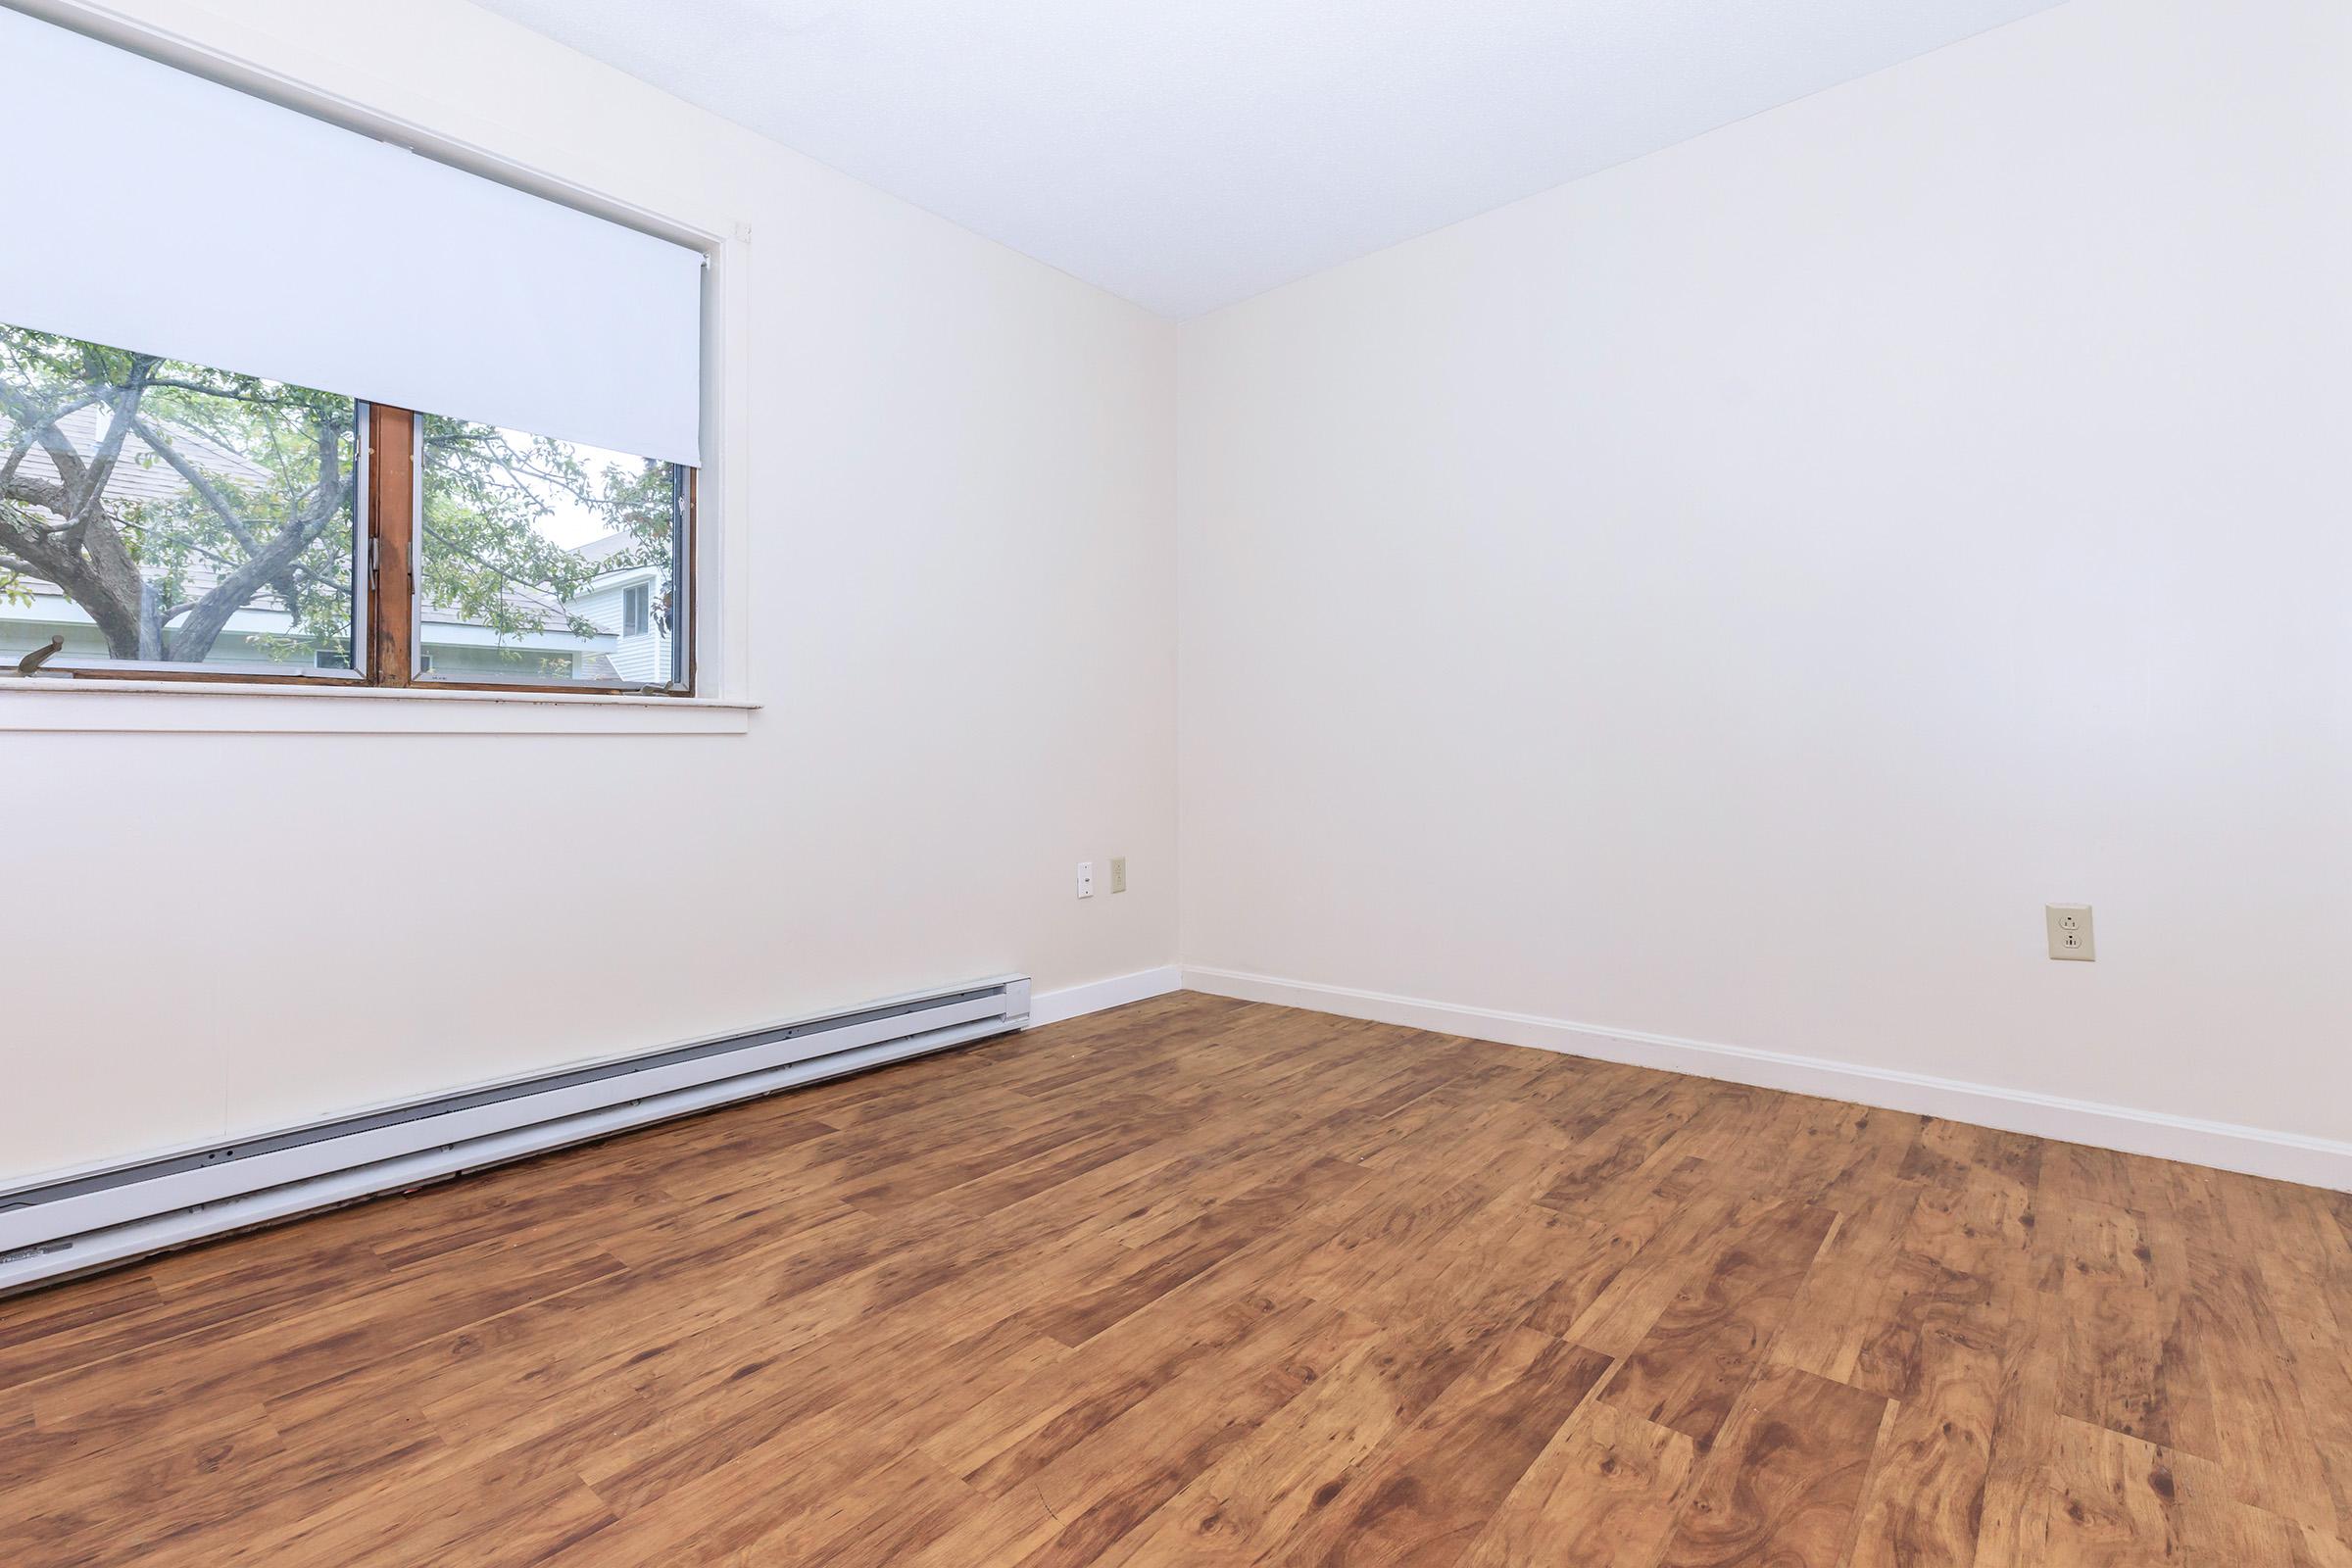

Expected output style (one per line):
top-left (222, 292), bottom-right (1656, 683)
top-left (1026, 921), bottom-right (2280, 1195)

top-left (474, 0), bottom-right (2070, 318)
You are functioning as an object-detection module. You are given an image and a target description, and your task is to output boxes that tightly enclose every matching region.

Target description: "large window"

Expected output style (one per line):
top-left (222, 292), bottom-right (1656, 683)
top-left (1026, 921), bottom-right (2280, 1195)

top-left (2, 9), bottom-right (707, 700)
top-left (2, 322), bottom-right (692, 693)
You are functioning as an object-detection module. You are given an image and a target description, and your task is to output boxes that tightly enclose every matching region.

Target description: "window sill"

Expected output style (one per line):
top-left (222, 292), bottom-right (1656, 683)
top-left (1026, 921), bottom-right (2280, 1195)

top-left (0, 676), bottom-right (757, 734)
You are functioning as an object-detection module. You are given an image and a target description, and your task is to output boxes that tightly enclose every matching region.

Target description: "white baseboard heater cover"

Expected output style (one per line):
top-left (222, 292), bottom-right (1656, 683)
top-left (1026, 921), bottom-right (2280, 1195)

top-left (0, 974), bottom-right (1031, 1296)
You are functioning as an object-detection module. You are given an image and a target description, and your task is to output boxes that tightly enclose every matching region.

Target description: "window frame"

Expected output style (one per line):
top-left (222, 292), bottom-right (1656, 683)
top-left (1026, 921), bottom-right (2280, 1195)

top-left (398, 412), bottom-right (697, 698)
top-left (16, 400), bottom-right (698, 699)
top-left (385, 409), bottom-right (691, 696)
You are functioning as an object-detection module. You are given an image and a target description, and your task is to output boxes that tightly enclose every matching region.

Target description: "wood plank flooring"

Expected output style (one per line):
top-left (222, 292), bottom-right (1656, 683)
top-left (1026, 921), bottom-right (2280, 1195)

top-left (4, 993), bottom-right (2347, 1566)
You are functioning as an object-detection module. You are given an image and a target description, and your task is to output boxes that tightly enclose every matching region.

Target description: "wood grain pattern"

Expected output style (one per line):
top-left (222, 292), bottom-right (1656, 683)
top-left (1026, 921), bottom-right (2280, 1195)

top-left (1599, 1198), bottom-right (1838, 1446)
top-left (1277, 1327), bottom-right (1613, 1566)
top-left (364, 402), bottom-right (414, 686)
top-left (2, 993), bottom-right (2345, 1566)
top-left (1457, 1396), bottom-right (1700, 1568)
top-left (1651, 1362), bottom-right (1887, 1568)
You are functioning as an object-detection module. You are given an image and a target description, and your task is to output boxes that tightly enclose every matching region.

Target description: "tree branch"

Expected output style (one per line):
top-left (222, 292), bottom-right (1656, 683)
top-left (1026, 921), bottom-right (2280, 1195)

top-left (0, 393), bottom-right (102, 494)
top-left (416, 523), bottom-right (582, 621)
top-left (2, 472), bottom-right (74, 522)
top-left (128, 415), bottom-right (262, 553)
top-left (426, 429), bottom-right (608, 512)
top-left (138, 376), bottom-right (315, 409)
top-left (0, 379), bottom-right (94, 501)
top-left (162, 414), bottom-right (352, 661)
top-left (63, 360), bottom-right (156, 550)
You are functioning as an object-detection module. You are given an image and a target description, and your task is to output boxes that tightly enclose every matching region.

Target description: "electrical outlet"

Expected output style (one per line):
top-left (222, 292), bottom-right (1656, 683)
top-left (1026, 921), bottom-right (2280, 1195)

top-left (1109, 857), bottom-right (1127, 894)
top-left (2046, 903), bottom-right (2093, 961)
top-left (1076, 861), bottom-right (1095, 900)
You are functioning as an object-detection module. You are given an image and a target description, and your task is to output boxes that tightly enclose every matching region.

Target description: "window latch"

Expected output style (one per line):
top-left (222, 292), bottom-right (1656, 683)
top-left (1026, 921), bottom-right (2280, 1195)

top-left (15, 634), bottom-right (65, 676)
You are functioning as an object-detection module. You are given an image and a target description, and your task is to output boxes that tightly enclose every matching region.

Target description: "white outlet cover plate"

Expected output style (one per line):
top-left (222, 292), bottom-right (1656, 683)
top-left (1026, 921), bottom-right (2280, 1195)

top-left (2045, 903), bottom-right (2094, 961)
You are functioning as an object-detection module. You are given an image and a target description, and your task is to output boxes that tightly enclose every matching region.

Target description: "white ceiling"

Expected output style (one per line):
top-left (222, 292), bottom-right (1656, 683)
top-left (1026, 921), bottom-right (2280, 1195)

top-left (474, 0), bottom-right (2069, 318)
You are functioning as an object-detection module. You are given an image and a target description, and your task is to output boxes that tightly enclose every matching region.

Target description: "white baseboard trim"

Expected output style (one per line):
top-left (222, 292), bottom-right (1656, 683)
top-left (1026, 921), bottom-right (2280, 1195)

top-left (1180, 966), bottom-right (2352, 1194)
top-left (1028, 965), bottom-right (1185, 1028)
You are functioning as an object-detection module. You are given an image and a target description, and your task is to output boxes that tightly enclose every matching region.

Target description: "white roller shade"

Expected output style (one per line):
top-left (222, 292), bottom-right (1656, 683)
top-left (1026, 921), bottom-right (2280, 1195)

top-left (0, 8), bottom-right (705, 466)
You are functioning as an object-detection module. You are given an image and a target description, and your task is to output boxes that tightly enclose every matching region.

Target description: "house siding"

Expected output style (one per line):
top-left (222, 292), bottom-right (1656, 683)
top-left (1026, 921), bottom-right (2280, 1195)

top-left (569, 579), bottom-right (670, 684)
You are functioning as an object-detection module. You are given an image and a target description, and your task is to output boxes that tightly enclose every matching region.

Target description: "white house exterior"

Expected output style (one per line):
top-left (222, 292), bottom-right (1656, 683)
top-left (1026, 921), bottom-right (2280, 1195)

top-left (560, 533), bottom-right (674, 684)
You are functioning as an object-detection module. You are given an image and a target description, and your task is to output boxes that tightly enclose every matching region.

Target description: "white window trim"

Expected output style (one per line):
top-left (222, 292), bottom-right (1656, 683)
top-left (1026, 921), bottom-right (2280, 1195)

top-left (0, 676), bottom-right (755, 734)
top-left (0, 0), bottom-right (757, 737)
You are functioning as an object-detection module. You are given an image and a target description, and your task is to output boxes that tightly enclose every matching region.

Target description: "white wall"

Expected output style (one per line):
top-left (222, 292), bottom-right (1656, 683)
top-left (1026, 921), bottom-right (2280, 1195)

top-left (0, 0), bottom-right (1177, 1184)
top-left (1179, 0), bottom-right (2352, 1148)
top-left (10, 0), bottom-right (2345, 1192)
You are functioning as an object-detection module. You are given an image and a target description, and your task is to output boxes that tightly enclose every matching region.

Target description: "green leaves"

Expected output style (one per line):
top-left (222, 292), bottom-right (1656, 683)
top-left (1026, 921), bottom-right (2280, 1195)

top-left (419, 416), bottom-right (673, 645)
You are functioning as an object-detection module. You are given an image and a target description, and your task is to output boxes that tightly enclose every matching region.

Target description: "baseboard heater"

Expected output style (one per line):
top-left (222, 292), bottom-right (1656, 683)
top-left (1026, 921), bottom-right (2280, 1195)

top-left (0, 974), bottom-right (1031, 1297)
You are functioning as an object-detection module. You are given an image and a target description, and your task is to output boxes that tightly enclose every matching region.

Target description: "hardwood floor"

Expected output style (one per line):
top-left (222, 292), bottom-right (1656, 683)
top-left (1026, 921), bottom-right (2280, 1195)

top-left (4, 993), bottom-right (2347, 1566)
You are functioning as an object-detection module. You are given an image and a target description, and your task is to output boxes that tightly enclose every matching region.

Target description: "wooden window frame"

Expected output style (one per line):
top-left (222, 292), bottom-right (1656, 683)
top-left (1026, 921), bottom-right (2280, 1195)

top-left (40, 402), bottom-right (697, 698)
top-left (372, 405), bottom-right (696, 698)
top-left (31, 404), bottom-right (691, 700)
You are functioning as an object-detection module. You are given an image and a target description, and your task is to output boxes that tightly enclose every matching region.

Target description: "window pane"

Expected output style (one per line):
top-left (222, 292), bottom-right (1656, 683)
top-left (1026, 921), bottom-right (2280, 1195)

top-left (1, 321), bottom-right (359, 671)
top-left (416, 416), bottom-right (682, 687)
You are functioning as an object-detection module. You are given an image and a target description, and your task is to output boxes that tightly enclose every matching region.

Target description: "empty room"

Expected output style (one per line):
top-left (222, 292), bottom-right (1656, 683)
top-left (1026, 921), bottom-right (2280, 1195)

top-left (2, 0), bottom-right (2346, 1562)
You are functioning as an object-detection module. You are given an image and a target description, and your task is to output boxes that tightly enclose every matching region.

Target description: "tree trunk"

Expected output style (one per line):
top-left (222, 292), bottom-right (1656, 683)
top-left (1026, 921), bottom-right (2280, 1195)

top-left (138, 580), bottom-right (165, 662)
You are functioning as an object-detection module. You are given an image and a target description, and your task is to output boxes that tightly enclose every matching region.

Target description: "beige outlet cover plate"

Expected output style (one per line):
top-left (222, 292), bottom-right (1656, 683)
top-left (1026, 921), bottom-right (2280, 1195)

top-left (2046, 903), bottom-right (2094, 960)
